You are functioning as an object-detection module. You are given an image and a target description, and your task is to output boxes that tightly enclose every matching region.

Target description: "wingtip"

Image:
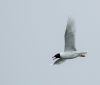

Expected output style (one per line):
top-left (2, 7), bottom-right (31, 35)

top-left (67, 17), bottom-right (75, 25)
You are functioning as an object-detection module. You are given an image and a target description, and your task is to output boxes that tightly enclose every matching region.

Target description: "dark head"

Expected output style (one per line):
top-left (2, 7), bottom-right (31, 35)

top-left (52, 53), bottom-right (61, 60)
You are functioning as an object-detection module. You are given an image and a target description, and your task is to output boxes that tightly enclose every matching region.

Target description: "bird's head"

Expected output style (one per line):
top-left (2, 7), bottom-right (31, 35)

top-left (52, 53), bottom-right (61, 60)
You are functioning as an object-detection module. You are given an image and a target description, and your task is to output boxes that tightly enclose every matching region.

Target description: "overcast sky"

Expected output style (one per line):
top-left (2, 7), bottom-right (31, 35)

top-left (0, 0), bottom-right (100, 85)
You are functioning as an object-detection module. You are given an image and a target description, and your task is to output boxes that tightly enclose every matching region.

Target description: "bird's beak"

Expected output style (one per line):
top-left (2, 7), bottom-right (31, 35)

top-left (52, 56), bottom-right (56, 60)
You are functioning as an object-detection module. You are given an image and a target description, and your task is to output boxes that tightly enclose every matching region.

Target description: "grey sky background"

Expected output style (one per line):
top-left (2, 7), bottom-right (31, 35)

top-left (0, 0), bottom-right (100, 85)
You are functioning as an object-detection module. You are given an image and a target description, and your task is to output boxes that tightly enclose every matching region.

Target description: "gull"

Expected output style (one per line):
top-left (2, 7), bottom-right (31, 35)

top-left (52, 18), bottom-right (87, 64)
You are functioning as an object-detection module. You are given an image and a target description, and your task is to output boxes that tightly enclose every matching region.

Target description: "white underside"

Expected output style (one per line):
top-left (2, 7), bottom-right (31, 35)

top-left (60, 51), bottom-right (87, 59)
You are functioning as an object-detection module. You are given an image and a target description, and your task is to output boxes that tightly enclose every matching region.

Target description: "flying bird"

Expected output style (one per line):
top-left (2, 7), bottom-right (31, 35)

top-left (52, 18), bottom-right (87, 64)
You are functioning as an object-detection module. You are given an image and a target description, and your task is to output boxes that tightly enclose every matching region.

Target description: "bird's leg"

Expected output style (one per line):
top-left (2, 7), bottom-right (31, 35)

top-left (80, 54), bottom-right (85, 57)
top-left (80, 52), bottom-right (87, 57)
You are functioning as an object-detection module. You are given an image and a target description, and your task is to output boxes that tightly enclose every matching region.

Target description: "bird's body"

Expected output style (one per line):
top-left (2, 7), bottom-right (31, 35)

top-left (52, 17), bottom-right (87, 64)
top-left (60, 51), bottom-right (87, 59)
top-left (60, 51), bottom-right (79, 59)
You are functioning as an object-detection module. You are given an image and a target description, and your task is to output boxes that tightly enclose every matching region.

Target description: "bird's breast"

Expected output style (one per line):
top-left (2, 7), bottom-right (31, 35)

top-left (60, 51), bottom-right (78, 59)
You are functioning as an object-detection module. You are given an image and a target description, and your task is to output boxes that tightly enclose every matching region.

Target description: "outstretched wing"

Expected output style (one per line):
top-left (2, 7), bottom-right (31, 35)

top-left (64, 18), bottom-right (76, 51)
top-left (53, 58), bottom-right (67, 65)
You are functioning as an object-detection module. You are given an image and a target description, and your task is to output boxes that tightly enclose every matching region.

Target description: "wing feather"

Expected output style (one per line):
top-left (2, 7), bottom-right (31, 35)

top-left (53, 58), bottom-right (67, 64)
top-left (64, 18), bottom-right (76, 51)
